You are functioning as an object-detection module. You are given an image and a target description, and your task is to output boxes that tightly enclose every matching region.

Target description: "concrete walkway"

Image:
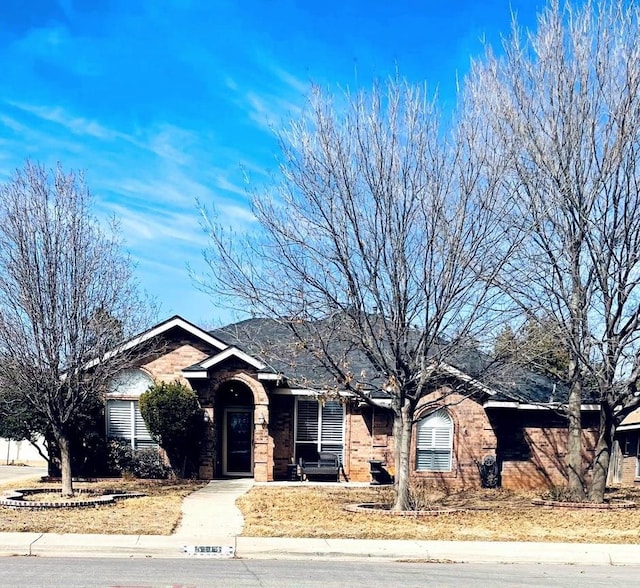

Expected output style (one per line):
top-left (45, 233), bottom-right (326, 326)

top-left (1, 478), bottom-right (640, 564)
top-left (174, 478), bottom-right (253, 540)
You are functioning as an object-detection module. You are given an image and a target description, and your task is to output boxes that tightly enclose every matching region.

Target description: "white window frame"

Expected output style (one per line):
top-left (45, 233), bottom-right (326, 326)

top-left (106, 399), bottom-right (156, 450)
top-left (415, 408), bottom-right (453, 472)
top-left (294, 397), bottom-right (345, 461)
top-left (106, 368), bottom-right (156, 450)
top-left (636, 436), bottom-right (640, 478)
top-left (107, 368), bottom-right (153, 398)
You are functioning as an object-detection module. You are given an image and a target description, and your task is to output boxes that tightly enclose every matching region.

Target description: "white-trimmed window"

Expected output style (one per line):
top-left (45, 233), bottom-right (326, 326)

top-left (107, 369), bottom-right (153, 398)
top-left (106, 399), bottom-right (155, 449)
top-left (416, 408), bottom-right (453, 472)
top-left (106, 369), bottom-right (155, 449)
top-left (295, 398), bottom-right (344, 462)
top-left (636, 436), bottom-right (640, 478)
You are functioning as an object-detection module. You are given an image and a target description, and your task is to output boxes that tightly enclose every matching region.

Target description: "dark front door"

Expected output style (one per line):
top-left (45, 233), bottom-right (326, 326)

top-left (223, 408), bottom-right (253, 476)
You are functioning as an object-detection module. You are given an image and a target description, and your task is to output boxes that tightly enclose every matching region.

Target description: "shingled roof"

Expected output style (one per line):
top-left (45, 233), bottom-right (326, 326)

top-left (210, 317), bottom-right (591, 406)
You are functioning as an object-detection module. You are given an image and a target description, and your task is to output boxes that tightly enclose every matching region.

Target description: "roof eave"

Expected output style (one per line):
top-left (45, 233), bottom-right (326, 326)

top-left (84, 315), bottom-right (229, 370)
top-left (484, 400), bottom-right (600, 411)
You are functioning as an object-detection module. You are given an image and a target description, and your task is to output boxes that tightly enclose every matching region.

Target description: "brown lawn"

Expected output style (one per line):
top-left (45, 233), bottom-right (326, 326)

top-left (4, 477), bottom-right (640, 542)
top-left (237, 485), bottom-right (640, 544)
top-left (0, 478), bottom-right (207, 535)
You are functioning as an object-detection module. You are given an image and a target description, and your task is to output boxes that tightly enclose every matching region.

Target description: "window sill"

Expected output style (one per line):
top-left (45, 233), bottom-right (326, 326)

top-left (414, 470), bottom-right (456, 478)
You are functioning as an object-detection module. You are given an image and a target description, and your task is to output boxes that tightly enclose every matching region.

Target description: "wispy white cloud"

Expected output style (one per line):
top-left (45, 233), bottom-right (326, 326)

top-left (0, 114), bottom-right (30, 134)
top-left (268, 64), bottom-right (310, 95)
top-left (214, 176), bottom-right (249, 198)
top-left (13, 24), bottom-right (102, 78)
top-left (5, 101), bottom-right (209, 171)
top-left (215, 202), bottom-right (257, 226)
top-left (224, 76), bottom-right (239, 91)
top-left (242, 88), bottom-right (304, 133)
top-left (6, 101), bottom-right (131, 141)
top-left (145, 124), bottom-right (201, 166)
top-left (107, 202), bottom-right (206, 246)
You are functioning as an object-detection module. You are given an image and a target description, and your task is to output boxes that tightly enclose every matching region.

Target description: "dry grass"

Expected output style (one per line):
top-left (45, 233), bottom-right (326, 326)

top-left (5, 476), bottom-right (640, 543)
top-left (0, 478), bottom-right (207, 535)
top-left (237, 485), bottom-right (640, 544)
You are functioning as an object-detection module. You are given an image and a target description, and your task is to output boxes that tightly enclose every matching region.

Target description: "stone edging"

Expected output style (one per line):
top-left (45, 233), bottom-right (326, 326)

top-left (0, 488), bottom-right (146, 509)
top-left (531, 499), bottom-right (636, 509)
top-left (344, 503), bottom-right (466, 516)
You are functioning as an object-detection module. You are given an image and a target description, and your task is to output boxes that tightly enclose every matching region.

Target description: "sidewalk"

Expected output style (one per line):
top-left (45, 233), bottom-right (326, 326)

top-left (2, 532), bottom-right (640, 564)
top-left (0, 465), bottom-right (47, 484)
top-left (0, 478), bottom-right (639, 564)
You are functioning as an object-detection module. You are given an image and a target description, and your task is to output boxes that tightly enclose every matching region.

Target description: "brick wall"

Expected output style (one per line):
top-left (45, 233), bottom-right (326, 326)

top-left (617, 432), bottom-right (640, 486)
top-left (271, 395), bottom-right (295, 480)
top-left (345, 403), bottom-right (394, 482)
top-left (141, 337), bottom-right (211, 384)
top-left (488, 408), bottom-right (599, 490)
top-left (408, 390), bottom-right (497, 491)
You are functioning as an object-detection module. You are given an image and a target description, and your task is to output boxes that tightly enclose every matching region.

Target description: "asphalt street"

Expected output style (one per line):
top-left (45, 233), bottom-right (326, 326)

top-left (0, 465), bottom-right (46, 483)
top-left (0, 557), bottom-right (637, 588)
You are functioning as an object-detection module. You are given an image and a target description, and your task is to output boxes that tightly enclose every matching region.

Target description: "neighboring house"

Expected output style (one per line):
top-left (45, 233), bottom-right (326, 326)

top-left (104, 315), bottom-right (602, 490)
top-left (610, 409), bottom-right (640, 485)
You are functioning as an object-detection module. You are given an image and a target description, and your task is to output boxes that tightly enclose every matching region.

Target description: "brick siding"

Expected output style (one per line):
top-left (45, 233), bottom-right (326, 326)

top-left (112, 328), bottom-right (604, 490)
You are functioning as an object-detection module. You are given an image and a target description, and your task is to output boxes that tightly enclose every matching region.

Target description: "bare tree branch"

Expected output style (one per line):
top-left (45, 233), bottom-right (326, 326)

top-left (198, 78), bottom-right (511, 510)
top-left (470, 0), bottom-right (640, 501)
top-left (0, 161), bottom-right (156, 495)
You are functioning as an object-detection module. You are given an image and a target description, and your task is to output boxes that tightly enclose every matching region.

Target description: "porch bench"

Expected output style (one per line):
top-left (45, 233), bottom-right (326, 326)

top-left (299, 452), bottom-right (340, 482)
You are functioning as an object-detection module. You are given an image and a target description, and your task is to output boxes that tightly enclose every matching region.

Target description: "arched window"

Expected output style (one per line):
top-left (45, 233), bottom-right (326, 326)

top-left (416, 408), bottom-right (453, 472)
top-left (107, 368), bottom-right (153, 397)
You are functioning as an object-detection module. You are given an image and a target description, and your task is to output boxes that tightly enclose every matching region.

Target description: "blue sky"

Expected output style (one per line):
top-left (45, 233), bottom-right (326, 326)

top-left (0, 0), bottom-right (543, 328)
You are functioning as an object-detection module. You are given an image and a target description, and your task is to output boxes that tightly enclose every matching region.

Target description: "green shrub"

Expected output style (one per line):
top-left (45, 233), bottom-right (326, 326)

top-left (131, 447), bottom-right (171, 479)
top-left (0, 385), bottom-right (109, 477)
top-left (107, 439), bottom-right (171, 479)
top-left (107, 439), bottom-right (134, 474)
top-left (139, 381), bottom-right (204, 478)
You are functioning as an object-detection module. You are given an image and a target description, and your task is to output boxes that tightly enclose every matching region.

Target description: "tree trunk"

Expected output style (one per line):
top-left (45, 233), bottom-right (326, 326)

top-left (588, 404), bottom-right (615, 503)
top-left (566, 377), bottom-right (585, 499)
top-left (45, 430), bottom-right (61, 477)
top-left (54, 430), bottom-right (74, 497)
top-left (392, 402), bottom-right (414, 511)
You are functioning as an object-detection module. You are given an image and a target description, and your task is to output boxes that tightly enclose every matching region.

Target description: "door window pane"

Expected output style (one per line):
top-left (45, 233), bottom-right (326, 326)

top-left (226, 410), bottom-right (252, 473)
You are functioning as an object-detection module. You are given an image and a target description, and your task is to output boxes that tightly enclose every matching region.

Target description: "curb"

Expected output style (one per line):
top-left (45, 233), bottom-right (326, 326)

top-left (1, 535), bottom-right (639, 565)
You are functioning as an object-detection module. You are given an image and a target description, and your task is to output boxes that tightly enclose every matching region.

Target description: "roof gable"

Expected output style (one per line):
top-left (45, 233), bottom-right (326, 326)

top-left (84, 315), bottom-right (228, 369)
top-left (182, 346), bottom-right (268, 378)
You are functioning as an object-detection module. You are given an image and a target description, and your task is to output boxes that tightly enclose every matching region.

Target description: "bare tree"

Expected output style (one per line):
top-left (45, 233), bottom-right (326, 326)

top-left (199, 79), bottom-right (512, 510)
top-left (0, 161), bottom-right (154, 496)
top-left (469, 0), bottom-right (640, 501)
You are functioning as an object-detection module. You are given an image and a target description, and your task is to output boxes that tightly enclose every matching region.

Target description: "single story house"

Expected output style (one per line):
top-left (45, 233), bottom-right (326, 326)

top-left (609, 409), bottom-right (640, 486)
top-left (105, 315), bottom-right (606, 490)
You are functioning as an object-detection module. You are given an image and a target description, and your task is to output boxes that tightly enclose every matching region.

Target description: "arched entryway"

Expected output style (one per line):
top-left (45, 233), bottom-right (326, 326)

top-left (217, 381), bottom-right (254, 477)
